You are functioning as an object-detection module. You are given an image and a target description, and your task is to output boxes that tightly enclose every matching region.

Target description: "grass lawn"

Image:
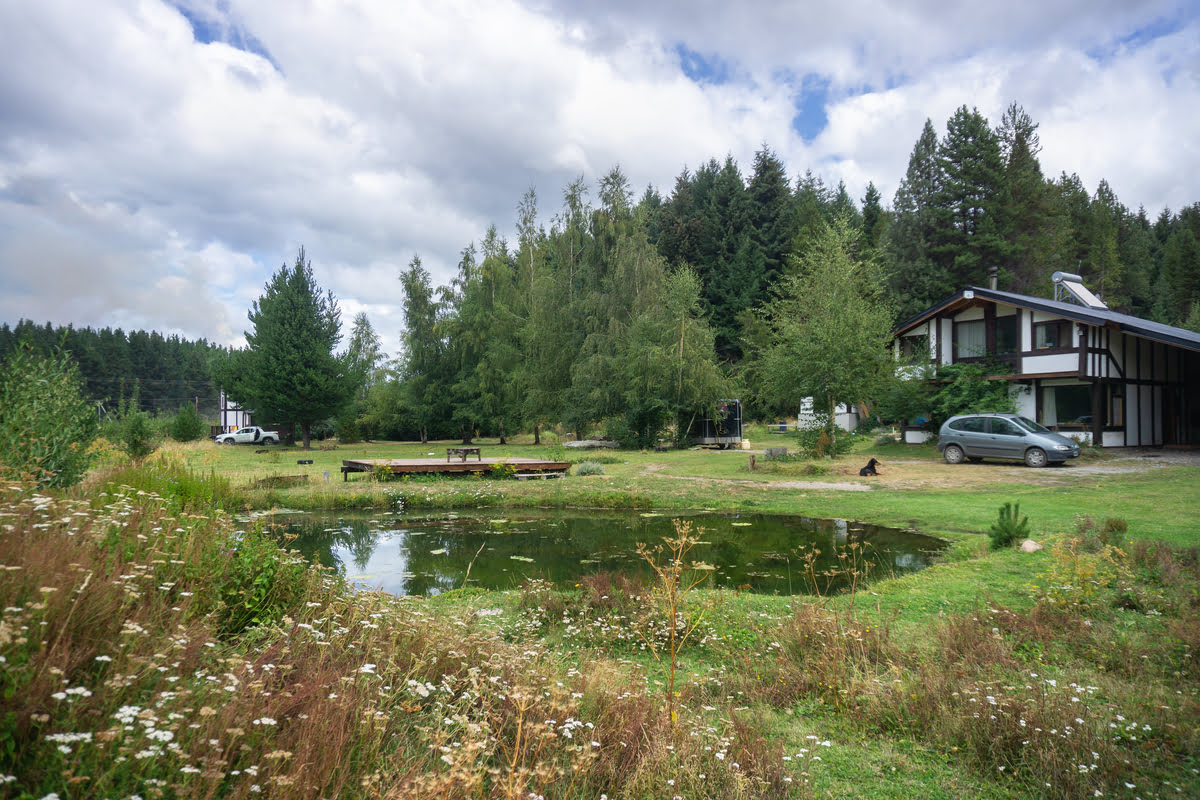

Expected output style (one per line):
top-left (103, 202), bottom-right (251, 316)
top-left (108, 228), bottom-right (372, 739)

top-left (3, 433), bottom-right (1195, 799)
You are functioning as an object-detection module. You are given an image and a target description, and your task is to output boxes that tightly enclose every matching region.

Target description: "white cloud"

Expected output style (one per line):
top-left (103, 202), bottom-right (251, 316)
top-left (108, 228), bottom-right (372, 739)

top-left (0, 0), bottom-right (1196, 355)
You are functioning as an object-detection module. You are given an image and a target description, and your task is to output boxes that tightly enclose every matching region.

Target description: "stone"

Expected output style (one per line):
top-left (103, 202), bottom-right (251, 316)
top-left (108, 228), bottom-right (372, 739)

top-left (1018, 539), bottom-right (1043, 553)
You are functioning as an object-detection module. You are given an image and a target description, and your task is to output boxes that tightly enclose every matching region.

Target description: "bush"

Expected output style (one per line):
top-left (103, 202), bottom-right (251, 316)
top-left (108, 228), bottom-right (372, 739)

top-left (575, 461), bottom-right (605, 475)
top-left (794, 418), bottom-right (856, 458)
top-left (117, 411), bottom-right (158, 460)
top-left (168, 403), bottom-right (207, 442)
top-left (989, 501), bottom-right (1030, 549)
top-left (0, 344), bottom-right (99, 487)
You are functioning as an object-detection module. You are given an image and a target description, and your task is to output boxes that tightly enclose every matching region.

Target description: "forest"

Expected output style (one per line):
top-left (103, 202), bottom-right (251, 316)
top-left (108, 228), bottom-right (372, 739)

top-left (4, 104), bottom-right (1199, 446)
top-left (0, 319), bottom-right (223, 418)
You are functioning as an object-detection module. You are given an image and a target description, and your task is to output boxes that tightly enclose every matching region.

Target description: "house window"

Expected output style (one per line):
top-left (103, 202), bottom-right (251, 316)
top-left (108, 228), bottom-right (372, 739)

top-left (1109, 384), bottom-right (1124, 428)
top-left (1034, 321), bottom-right (1072, 350)
top-left (996, 315), bottom-right (1018, 355)
top-left (954, 320), bottom-right (986, 359)
top-left (900, 335), bottom-right (929, 360)
top-left (1042, 384), bottom-right (1092, 427)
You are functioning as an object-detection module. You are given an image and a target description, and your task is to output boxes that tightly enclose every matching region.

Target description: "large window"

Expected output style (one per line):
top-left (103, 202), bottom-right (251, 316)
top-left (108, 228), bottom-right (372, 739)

top-left (1041, 384), bottom-right (1092, 427)
top-left (955, 320), bottom-right (986, 359)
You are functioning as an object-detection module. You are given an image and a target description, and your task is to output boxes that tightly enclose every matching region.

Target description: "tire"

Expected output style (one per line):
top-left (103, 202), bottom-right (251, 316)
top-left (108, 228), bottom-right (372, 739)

top-left (223, 438), bottom-right (236, 445)
top-left (943, 444), bottom-right (965, 465)
top-left (263, 437), bottom-right (278, 445)
top-left (1024, 447), bottom-right (1048, 468)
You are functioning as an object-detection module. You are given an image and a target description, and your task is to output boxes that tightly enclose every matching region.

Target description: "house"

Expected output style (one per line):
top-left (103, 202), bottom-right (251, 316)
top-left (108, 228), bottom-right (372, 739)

top-left (892, 273), bottom-right (1200, 448)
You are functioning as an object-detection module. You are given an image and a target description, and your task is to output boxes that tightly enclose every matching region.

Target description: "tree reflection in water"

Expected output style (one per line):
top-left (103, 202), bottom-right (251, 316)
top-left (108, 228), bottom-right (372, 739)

top-left (267, 511), bottom-right (947, 598)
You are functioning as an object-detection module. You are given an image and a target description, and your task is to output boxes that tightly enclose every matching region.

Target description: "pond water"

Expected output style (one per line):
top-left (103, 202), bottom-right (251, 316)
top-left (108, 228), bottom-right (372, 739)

top-left (264, 510), bottom-right (946, 597)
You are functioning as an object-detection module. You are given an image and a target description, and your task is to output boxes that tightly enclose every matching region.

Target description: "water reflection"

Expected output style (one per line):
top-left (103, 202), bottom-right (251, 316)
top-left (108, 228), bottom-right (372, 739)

top-left (264, 511), bottom-right (946, 597)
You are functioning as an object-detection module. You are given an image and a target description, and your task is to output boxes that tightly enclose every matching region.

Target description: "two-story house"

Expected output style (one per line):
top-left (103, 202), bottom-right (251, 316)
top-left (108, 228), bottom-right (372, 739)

top-left (892, 273), bottom-right (1200, 448)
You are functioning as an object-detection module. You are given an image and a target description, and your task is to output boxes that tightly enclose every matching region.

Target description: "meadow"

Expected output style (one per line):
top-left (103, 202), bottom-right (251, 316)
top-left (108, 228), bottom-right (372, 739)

top-left (1, 430), bottom-right (1197, 799)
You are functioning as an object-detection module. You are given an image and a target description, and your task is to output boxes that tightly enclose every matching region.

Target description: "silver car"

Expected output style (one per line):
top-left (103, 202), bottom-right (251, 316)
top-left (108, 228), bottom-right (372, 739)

top-left (938, 413), bottom-right (1082, 468)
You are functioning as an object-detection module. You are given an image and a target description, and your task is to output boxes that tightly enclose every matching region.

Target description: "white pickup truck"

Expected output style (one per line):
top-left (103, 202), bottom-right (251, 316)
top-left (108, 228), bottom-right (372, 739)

top-left (214, 426), bottom-right (280, 445)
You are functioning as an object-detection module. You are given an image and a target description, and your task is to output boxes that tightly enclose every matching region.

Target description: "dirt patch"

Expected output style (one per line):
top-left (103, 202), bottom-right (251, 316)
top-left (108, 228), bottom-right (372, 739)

top-left (653, 474), bottom-right (873, 492)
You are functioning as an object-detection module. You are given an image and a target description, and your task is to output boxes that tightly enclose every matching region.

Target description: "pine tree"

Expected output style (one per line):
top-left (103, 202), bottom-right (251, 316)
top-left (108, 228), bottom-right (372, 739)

top-left (997, 103), bottom-right (1062, 293)
top-left (225, 248), bottom-right (349, 450)
top-left (930, 106), bottom-right (1008, 289)
top-left (887, 119), bottom-right (950, 318)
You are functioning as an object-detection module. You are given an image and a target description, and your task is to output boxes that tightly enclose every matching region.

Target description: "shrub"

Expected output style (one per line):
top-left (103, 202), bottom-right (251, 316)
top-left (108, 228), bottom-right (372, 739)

top-left (989, 501), bottom-right (1030, 549)
top-left (0, 344), bottom-right (99, 487)
top-left (793, 419), bottom-right (855, 458)
top-left (168, 403), bottom-right (207, 442)
top-left (118, 410), bottom-right (158, 460)
top-left (575, 461), bottom-right (605, 476)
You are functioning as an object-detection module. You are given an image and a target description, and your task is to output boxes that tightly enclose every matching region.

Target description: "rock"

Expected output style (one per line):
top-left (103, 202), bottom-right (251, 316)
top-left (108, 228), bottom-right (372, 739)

top-left (1019, 539), bottom-right (1043, 553)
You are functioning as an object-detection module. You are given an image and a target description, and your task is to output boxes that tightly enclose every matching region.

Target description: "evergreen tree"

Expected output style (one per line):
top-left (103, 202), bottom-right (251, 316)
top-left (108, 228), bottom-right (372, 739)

top-left (996, 103), bottom-right (1062, 294)
top-left (746, 146), bottom-right (794, 295)
top-left (930, 106), bottom-right (1008, 289)
top-left (887, 119), bottom-right (950, 318)
top-left (860, 182), bottom-right (886, 250)
top-left (225, 248), bottom-right (349, 449)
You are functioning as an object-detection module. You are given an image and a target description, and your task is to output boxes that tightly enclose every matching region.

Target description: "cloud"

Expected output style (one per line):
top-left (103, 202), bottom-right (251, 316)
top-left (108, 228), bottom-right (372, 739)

top-left (0, 0), bottom-right (1196, 355)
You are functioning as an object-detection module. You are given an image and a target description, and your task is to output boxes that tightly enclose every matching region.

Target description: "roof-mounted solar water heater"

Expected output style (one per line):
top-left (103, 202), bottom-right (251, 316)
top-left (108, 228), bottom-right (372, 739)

top-left (1052, 271), bottom-right (1108, 309)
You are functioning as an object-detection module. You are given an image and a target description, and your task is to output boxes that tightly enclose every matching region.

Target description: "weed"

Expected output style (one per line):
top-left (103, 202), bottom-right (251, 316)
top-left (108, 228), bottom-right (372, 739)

top-left (635, 519), bottom-right (716, 725)
top-left (574, 461), bottom-right (605, 476)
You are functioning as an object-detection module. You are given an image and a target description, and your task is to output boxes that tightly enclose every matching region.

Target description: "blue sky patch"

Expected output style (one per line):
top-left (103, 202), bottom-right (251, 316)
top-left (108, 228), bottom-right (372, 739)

top-left (791, 76), bottom-right (831, 142)
top-left (674, 43), bottom-right (732, 85)
top-left (170, 2), bottom-right (278, 69)
top-left (1086, 13), bottom-right (1189, 64)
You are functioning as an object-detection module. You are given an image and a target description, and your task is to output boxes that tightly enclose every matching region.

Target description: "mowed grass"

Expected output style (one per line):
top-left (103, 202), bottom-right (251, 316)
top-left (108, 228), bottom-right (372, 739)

top-left (172, 433), bottom-right (1200, 547)
top-left (2, 435), bottom-right (1197, 798)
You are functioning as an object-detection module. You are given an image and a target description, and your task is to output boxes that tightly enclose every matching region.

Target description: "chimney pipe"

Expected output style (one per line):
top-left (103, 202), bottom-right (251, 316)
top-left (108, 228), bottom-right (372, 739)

top-left (988, 265), bottom-right (998, 290)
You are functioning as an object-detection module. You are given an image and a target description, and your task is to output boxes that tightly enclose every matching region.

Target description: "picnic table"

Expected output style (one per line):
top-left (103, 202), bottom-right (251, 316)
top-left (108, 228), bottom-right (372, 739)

top-left (446, 447), bottom-right (482, 462)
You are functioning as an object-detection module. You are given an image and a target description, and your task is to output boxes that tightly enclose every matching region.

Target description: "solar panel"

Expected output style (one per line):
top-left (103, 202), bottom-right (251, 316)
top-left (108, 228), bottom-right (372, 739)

top-left (1059, 279), bottom-right (1108, 309)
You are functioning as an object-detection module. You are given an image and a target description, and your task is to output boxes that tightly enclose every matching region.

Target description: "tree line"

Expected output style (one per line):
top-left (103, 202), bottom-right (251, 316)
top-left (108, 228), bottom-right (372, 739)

top-left (0, 320), bottom-right (223, 417)
top-left (356, 103), bottom-right (1198, 444)
top-left (5, 102), bottom-right (1199, 449)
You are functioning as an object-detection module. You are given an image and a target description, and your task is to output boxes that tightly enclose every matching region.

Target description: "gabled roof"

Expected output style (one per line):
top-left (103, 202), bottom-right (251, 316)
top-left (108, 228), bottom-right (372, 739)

top-left (893, 286), bottom-right (1200, 354)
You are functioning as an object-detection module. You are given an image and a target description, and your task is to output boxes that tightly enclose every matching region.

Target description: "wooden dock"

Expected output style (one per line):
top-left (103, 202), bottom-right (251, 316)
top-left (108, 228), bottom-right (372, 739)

top-left (340, 457), bottom-right (571, 480)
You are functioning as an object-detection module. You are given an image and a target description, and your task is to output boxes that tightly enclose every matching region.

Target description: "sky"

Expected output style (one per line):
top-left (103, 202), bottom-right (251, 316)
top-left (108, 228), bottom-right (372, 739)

top-left (1, 0), bottom-right (1197, 357)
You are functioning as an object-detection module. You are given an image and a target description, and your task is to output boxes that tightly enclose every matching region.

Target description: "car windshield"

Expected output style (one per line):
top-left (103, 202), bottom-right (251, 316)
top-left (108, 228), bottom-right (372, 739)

top-left (1014, 416), bottom-right (1051, 434)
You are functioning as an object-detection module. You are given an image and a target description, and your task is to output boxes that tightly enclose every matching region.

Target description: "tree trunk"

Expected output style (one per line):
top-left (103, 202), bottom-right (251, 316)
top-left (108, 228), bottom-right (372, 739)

top-left (301, 421), bottom-right (312, 451)
top-left (420, 427), bottom-right (428, 445)
top-left (498, 416), bottom-right (506, 445)
top-left (460, 424), bottom-right (473, 445)
top-left (827, 394), bottom-right (837, 453)
top-left (533, 423), bottom-right (541, 445)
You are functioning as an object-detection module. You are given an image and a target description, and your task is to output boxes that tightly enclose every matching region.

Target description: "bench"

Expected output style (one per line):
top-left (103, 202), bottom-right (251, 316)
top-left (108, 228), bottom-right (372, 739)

top-left (446, 447), bottom-right (482, 462)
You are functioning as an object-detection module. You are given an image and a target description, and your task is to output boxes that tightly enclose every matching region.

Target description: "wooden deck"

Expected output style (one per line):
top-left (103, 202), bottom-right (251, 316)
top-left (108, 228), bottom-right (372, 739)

top-left (340, 457), bottom-right (571, 480)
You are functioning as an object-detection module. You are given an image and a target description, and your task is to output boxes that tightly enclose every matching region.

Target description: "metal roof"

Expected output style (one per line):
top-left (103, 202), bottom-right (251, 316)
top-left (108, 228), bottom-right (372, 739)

top-left (892, 286), bottom-right (1200, 353)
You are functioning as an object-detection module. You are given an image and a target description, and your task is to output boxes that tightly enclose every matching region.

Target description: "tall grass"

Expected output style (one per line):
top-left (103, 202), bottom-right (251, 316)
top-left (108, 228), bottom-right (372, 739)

top-left (0, 479), bottom-right (790, 798)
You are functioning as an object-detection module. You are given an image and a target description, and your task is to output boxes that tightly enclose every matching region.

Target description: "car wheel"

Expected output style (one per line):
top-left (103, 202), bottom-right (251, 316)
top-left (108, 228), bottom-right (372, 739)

top-left (943, 444), bottom-right (965, 464)
top-left (223, 438), bottom-right (236, 445)
top-left (1024, 447), bottom-right (1048, 468)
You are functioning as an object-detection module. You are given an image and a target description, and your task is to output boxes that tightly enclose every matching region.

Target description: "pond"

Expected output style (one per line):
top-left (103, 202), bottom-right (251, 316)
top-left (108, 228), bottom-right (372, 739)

top-left (263, 510), bottom-right (946, 597)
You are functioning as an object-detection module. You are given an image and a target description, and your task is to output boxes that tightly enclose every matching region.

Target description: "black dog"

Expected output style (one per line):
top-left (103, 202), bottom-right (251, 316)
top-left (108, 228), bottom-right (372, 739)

top-left (859, 458), bottom-right (881, 476)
